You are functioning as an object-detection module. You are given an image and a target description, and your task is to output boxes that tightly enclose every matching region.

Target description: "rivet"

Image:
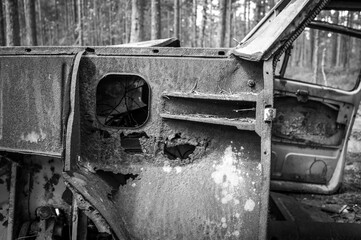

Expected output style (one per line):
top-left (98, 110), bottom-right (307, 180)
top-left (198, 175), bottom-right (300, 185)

top-left (247, 80), bottom-right (256, 88)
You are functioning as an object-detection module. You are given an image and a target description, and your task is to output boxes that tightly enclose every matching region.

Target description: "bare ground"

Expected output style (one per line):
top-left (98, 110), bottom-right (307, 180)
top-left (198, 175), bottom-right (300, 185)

top-left (287, 152), bottom-right (361, 223)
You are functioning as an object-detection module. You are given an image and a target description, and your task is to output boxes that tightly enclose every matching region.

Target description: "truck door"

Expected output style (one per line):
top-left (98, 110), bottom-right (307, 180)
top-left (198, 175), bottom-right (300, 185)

top-left (271, 20), bottom-right (361, 194)
top-left (232, 0), bottom-right (361, 194)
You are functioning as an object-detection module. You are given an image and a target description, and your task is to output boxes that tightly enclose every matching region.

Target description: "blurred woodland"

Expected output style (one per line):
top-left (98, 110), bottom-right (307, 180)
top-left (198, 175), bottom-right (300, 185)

top-left (1, 0), bottom-right (361, 89)
top-left (1, 0), bottom-right (281, 47)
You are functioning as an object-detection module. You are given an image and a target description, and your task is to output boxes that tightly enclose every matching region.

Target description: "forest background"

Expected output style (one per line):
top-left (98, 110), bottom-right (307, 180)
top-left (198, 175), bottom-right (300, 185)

top-left (1, 0), bottom-right (361, 89)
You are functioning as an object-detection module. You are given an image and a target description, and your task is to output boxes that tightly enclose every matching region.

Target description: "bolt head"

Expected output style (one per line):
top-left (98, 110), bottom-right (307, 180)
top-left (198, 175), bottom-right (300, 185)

top-left (247, 80), bottom-right (256, 88)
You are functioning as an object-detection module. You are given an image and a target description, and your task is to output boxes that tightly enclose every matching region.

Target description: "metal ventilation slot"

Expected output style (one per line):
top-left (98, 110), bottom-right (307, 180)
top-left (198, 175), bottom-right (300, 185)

top-left (161, 92), bottom-right (257, 131)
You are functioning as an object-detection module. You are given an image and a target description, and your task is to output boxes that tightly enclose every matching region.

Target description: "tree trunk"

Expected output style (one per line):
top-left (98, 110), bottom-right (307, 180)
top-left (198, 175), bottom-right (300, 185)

top-left (37, 0), bottom-right (43, 45)
top-left (167, 10), bottom-right (170, 37)
top-left (54, 0), bottom-right (59, 42)
top-left (173, 0), bottom-right (180, 39)
top-left (108, 0), bottom-right (112, 44)
top-left (130, 0), bottom-right (145, 42)
top-left (192, 0), bottom-right (197, 47)
top-left (247, 0), bottom-right (251, 30)
top-left (65, 0), bottom-right (69, 36)
top-left (24, 0), bottom-right (37, 45)
top-left (219, 0), bottom-right (227, 47)
top-left (331, 11), bottom-right (339, 67)
top-left (313, 30), bottom-right (319, 84)
top-left (268, 0), bottom-right (275, 10)
top-left (226, 0), bottom-right (232, 47)
top-left (309, 28), bottom-right (315, 68)
top-left (255, 0), bottom-right (265, 23)
top-left (93, 0), bottom-right (98, 45)
top-left (343, 12), bottom-right (353, 69)
top-left (77, 0), bottom-right (83, 45)
top-left (73, 0), bottom-right (77, 23)
top-left (0, 0), bottom-right (6, 45)
top-left (321, 47), bottom-right (328, 86)
top-left (5, 0), bottom-right (21, 46)
top-left (199, 0), bottom-right (207, 47)
top-left (125, 0), bottom-right (131, 43)
top-left (151, 0), bottom-right (161, 40)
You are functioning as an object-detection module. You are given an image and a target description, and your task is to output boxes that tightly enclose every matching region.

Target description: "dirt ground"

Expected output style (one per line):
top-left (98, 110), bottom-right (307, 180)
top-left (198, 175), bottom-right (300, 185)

top-left (285, 152), bottom-right (361, 223)
top-left (277, 106), bottom-right (361, 223)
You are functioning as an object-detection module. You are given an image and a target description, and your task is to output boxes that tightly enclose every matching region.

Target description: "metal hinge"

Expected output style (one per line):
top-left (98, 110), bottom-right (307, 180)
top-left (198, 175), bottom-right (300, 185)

top-left (295, 89), bottom-right (309, 102)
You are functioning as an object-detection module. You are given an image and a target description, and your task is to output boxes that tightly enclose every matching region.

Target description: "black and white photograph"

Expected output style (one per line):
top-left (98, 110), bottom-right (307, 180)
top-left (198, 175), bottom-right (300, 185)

top-left (0, 0), bottom-right (361, 239)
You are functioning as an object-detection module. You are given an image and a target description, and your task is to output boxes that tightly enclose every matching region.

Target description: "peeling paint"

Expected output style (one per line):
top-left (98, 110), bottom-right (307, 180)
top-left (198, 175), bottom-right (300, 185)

top-left (244, 199), bottom-right (256, 212)
top-left (211, 146), bottom-right (242, 187)
top-left (162, 161), bottom-right (172, 173)
top-left (174, 166), bottom-right (181, 173)
top-left (257, 163), bottom-right (262, 172)
top-left (20, 130), bottom-right (46, 143)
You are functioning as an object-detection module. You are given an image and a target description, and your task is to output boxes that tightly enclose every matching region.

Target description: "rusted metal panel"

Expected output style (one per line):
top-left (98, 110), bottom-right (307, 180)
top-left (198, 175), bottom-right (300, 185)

top-left (58, 51), bottom-right (273, 239)
top-left (273, 97), bottom-right (346, 146)
top-left (0, 46), bottom-right (229, 58)
top-left (0, 56), bottom-right (73, 156)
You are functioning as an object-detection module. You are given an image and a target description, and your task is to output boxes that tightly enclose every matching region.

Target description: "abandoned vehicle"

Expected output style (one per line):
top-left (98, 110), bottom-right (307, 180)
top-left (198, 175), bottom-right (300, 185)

top-left (1, 0), bottom-right (361, 239)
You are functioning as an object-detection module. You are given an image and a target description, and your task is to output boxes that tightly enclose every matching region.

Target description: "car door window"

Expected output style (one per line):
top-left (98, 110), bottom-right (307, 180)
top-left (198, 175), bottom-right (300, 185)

top-left (276, 11), bottom-right (361, 91)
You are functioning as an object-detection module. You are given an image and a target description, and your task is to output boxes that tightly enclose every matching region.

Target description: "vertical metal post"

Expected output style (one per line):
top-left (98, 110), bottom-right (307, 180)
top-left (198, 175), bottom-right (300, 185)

top-left (259, 58), bottom-right (274, 240)
top-left (6, 163), bottom-right (17, 240)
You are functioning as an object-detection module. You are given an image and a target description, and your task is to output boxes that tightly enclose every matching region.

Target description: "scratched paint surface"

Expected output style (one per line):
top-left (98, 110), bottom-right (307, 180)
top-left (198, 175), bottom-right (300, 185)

top-left (116, 142), bottom-right (262, 239)
top-left (0, 56), bottom-right (72, 156)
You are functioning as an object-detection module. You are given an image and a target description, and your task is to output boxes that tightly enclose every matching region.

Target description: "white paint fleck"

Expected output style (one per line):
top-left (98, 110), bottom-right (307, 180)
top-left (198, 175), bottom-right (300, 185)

top-left (233, 231), bottom-right (240, 237)
top-left (257, 163), bottom-right (262, 172)
top-left (244, 199), bottom-right (256, 212)
top-left (221, 193), bottom-right (233, 204)
top-left (20, 129), bottom-right (47, 143)
top-left (221, 217), bottom-right (226, 223)
top-left (131, 183), bottom-right (136, 187)
top-left (222, 223), bottom-right (228, 228)
top-left (163, 166), bottom-right (172, 173)
top-left (240, 146), bottom-right (244, 150)
top-left (20, 131), bottom-right (40, 143)
top-left (163, 161), bottom-right (172, 173)
top-left (235, 213), bottom-right (240, 218)
top-left (234, 199), bottom-right (240, 205)
top-left (175, 166), bottom-right (182, 173)
top-left (211, 146), bottom-right (242, 187)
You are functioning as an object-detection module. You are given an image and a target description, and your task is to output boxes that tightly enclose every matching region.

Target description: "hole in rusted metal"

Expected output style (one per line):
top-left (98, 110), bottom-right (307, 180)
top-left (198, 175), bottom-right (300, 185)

top-left (152, 49), bottom-right (159, 53)
top-left (120, 132), bottom-right (148, 154)
top-left (164, 144), bottom-right (196, 160)
top-left (96, 170), bottom-right (139, 188)
top-left (25, 48), bottom-right (31, 52)
top-left (96, 74), bottom-right (150, 128)
top-left (218, 51), bottom-right (225, 55)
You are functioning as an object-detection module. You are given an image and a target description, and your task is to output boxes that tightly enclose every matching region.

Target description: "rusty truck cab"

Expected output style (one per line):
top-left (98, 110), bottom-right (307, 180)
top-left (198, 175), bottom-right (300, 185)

top-left (0, 0), bottom-right (361, 239)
